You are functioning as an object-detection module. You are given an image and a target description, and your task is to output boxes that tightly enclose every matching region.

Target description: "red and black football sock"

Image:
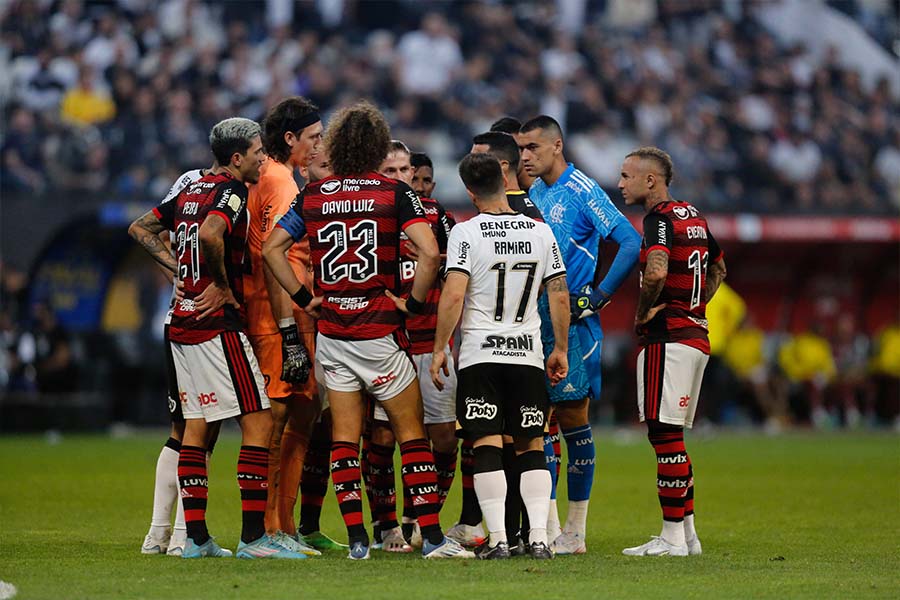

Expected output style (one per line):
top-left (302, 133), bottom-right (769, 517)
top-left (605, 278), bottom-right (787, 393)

top-left (238, 445), bottom-right (268, 544)
top-left (178, 445), bottom-right (209, 545)
top-left (299, 435), bottom-right (330, 536)
top-left (399, 439), bottom-right (443, 546)
top-left (648, 423), bottom-right (691, 523)
top-left (401, 481), bottom-right (416, 541)
top-left (331, 441), bottom-right (367, 544)
top-left (685, 462), bottom-right (695, 516)
top-left (433, 448), bottom-right (457, 510)
top-left (548, 411), bottom-right (562, 481)
top-left (368, 442), bottom-right (399, 531)
top-left (458, 438), bottom-right (482, 526)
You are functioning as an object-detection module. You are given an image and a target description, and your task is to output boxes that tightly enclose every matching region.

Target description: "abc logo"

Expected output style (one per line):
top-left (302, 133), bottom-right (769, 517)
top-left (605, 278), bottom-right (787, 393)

top-left (198, 392), bottom-right (218, 406)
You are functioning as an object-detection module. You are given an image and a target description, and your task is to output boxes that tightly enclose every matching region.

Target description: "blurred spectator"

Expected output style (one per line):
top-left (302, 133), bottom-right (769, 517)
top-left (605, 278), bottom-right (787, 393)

top-left (774, 326), bottom-right (837, 428)
top-left (30, 303), bottom-right (79, 394)
top-left (0, 0), bottom-right (895, 213)
top-left (60, 65), bottom-right (116, 126)
top-left (395, 12), bottom-right (462, 97)
top-left (1, 105), bottom-right (46, 194)
top-left (830, 314), bottom-right (871, 428)
top-left (869, 322), bottom-right (900, 428)
top-left (723, 317), bottom-right (786, 432)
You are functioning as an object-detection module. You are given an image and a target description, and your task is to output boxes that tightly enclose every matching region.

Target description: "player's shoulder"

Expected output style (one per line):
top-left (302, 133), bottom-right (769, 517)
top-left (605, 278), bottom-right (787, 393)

top-left (161, 168), bottom-right (204, 204)
top-left (566, 167), bottom-right (600, 195)
top-left (658, 200), bottom-right (704, 222)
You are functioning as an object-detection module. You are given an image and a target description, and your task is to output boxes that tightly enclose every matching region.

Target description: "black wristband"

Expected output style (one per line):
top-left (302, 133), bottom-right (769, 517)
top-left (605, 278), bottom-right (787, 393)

top-left (405, 295), bottom-right (425, 314)
top-left (291, 286), bottom-right (313, 308)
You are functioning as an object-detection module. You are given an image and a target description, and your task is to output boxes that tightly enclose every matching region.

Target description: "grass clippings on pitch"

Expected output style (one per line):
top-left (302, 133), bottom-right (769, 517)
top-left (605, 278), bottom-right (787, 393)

top-left (1, 430), bottom-right (897, 599)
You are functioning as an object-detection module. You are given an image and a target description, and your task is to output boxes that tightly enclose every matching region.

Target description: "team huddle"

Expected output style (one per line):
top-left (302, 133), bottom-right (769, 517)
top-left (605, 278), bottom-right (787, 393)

top-left (129, 96), bottom-right (725, 561)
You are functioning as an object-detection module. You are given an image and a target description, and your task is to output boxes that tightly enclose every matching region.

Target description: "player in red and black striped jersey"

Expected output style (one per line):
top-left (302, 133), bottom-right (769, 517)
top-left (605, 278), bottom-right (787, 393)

top-left (263, 102), bottom-right (473, 560)
top-left (619, 147), bottom-right (727, 558)
top-left (131, 118), bottom-right (305, 560)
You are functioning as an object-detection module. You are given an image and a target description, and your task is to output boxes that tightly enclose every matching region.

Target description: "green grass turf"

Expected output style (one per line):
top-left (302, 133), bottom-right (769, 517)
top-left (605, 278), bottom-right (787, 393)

top-left (1, 430), bottom-right (897, 599)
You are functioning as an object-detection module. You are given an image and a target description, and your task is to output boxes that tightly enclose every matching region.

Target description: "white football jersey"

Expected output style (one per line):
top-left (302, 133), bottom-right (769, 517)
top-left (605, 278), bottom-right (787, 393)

top-left (161, 169), bottom-right (205, 325)
top-left (445, 212), bottom-right (566, 370)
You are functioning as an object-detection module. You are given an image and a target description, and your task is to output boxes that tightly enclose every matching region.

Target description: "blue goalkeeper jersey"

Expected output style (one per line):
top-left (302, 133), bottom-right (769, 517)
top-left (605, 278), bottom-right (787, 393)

top-left (530, 163), bottom-right (628, 296)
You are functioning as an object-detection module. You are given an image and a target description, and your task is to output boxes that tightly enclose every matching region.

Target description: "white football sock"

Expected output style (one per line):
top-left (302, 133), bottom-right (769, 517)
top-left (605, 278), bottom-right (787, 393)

top-left (150, 445), bottom-right (179, 531)
top-left (661, 520), bottom-right (686, 546)
top-left (564, 500), bottom-right (589, 537)
top-left (173, 469), bottom-right (186, 532)
top-left (474, 470), bottom-right (507, 546)
top-left (547, 498), bottom-right (561, 538)
top-left (684, 514), bottom-right (697, 540)
top-left (519, 468), bottom-right (551, 546)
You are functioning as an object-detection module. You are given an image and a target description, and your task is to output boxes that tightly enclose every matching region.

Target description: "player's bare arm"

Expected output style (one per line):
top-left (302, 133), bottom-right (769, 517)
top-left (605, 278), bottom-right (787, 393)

top-left (128, 210), bottom-right (178, 274)
top-left (386, 221), bottom-right (439, 314)
top-left (636, 249), bottom-right (668, 325)
top-left (429, 271), bottom-right (468, 391)
top-left (545, 274), bottom-right (570, 385)
top-left (262, 227), bottom-right (319, 316)
top-left (194, 212), bottom-right (239, 319)
top-left (705, 258), bottom-right (727, 301)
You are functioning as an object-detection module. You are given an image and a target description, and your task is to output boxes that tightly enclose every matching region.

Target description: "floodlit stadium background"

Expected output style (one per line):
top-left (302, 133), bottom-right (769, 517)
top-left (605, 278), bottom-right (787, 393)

top-left (1, 0), bottom-right (898, 431)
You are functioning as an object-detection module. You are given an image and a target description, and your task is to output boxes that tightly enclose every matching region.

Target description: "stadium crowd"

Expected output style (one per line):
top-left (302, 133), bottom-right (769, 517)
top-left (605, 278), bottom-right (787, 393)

top-left (2, 0), bottom-right (898, 213)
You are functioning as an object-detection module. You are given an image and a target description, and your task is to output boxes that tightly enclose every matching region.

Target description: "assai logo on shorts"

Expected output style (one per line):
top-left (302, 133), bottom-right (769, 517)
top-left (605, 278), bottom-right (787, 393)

top-left (465, 397), bottom-right (496, 420)
top-left (520, 405), bottom-right (544, 428)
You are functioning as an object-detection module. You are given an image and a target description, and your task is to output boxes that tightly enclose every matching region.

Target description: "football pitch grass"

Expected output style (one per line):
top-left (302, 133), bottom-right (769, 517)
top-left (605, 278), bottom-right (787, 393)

top-left (1, 430), bottom-right (897, 599)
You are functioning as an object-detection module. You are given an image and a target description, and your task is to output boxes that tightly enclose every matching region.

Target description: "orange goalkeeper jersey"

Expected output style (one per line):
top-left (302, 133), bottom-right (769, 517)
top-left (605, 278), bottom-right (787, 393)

top-left (244, 159), bottom-right (315, 335)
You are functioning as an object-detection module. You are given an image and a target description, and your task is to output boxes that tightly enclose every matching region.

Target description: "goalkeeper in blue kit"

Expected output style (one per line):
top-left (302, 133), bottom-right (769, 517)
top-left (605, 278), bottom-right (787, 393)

top-left (518, 116), bottom-right (640, 554)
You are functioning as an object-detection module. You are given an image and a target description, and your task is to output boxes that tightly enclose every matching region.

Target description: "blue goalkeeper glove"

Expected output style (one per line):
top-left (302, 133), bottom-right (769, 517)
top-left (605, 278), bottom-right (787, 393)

top-left (279, 319), bottom-right (311, 384)
top-left (570, 285), bottom-right (611, 322)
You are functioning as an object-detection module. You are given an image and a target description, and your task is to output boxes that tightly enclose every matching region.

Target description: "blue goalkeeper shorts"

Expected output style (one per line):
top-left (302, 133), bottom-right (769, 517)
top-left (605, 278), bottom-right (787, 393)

top-left (538, 295), bottom-right (603, 403)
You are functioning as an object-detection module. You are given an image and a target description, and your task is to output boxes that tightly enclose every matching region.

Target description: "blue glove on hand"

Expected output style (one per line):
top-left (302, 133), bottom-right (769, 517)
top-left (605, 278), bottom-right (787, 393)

top-left (570, 286), bottom-right (611, 322)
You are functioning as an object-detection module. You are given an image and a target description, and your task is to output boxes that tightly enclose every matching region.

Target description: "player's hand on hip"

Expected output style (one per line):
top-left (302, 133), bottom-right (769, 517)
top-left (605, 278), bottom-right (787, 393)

top-left (194, 283), bottom-right (239, 320)
top-left (384, 290), bottom-right (409, 315)
top-left (570, 286), bottom-right (611, 322)
top-left (635, 303), bottom-right (666, 328)
top-left (173, 278), bottom-right (186, 303)
top-left (280, 322), bottom-right (311, 384)
top-left (431, 349), bottom-right (449, 391)
top-left (546, 348), bottom-right (568, 385)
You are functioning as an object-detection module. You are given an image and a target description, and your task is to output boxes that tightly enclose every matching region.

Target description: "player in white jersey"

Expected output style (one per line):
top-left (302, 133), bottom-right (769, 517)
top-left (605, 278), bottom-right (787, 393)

top-left (130, 165), bottom-right (220, 556)
top-left (430, 153), bottom-right (571, 559)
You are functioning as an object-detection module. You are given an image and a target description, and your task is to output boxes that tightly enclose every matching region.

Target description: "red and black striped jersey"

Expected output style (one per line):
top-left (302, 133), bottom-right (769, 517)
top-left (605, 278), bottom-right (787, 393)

top-left (399, 196), bottom-right (455, 355)
top-left (154, 171), bottom-right (249, 344)
top-left (637, 200), bottom-right (723, 353)
top-left (277, 172), bottom-right (430, 341)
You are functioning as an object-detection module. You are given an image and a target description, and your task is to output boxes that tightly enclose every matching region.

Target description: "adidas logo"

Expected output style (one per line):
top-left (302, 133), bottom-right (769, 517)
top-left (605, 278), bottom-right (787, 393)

top-left (344, 491), bottom-right (361, 501)
top-left (562, 383), bottom-right (577, 393)
top-left (413, 495), bottom-right (428, 506)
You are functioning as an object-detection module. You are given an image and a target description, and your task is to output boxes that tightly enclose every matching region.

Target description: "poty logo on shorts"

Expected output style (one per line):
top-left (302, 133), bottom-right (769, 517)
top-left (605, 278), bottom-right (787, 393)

top-left (520, 406), bottom-right (544, 428)
top-left (372, 372), bottom-right (396, 386)
top-left (465, 397), bottom-right (496, 420)
top-left (321, 179), bottom-right (341, 195)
